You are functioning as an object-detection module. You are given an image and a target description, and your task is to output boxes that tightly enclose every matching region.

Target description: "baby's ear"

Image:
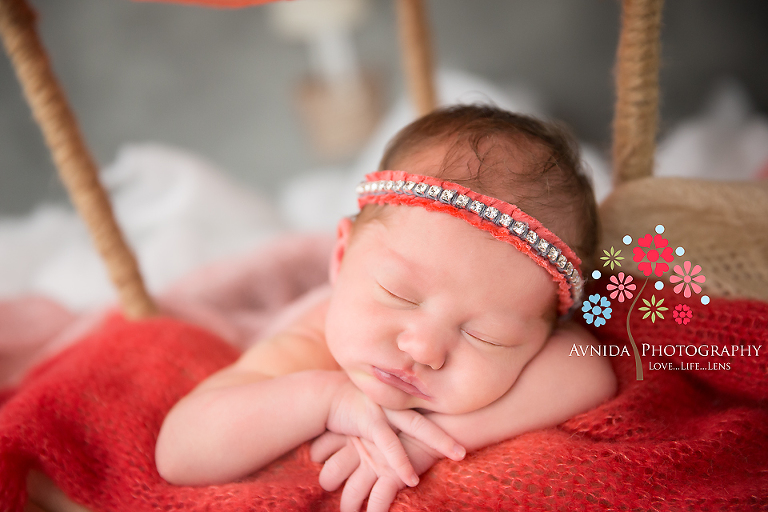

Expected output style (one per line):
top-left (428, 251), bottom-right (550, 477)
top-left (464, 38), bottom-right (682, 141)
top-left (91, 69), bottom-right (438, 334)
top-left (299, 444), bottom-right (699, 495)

top-left (329, 217), bottom-right (353, 284)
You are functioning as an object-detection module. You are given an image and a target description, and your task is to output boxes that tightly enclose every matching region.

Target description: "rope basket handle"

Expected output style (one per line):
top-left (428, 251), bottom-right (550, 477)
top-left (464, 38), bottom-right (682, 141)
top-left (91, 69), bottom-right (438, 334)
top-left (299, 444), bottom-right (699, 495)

top-left (0, 0), bottom-right (157, 319)
top-left (612, 0), bottom-right (664, 184)
top-left (1, 0), bottom-right (660, 316)
top-left (396, 0), bottom-right (436, 116)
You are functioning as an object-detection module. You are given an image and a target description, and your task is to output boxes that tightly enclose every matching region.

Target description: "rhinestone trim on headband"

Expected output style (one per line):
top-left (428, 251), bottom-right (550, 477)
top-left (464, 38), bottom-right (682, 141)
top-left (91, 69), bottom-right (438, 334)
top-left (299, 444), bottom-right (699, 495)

top-left (356, 171), bottom-right (584, 314)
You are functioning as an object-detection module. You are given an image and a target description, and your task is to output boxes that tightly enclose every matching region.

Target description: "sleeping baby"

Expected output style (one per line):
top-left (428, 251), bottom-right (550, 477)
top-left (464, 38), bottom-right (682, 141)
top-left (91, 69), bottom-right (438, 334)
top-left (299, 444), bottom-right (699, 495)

top-left (155, 104), bottom-right (617, 512)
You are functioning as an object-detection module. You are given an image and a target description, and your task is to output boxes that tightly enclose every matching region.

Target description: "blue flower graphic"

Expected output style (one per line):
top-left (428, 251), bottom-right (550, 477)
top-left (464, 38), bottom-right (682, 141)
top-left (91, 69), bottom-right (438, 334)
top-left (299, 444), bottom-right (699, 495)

top-left (581, 294), bottom-right (612, 327)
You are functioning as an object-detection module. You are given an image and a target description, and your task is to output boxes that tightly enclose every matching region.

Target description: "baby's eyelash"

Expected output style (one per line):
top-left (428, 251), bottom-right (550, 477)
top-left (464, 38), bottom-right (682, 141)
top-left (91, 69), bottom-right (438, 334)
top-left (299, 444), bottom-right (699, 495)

top-left (462, 330), bottom-right (503, 347)
top-left (378, 284), bottom-right (418, 305)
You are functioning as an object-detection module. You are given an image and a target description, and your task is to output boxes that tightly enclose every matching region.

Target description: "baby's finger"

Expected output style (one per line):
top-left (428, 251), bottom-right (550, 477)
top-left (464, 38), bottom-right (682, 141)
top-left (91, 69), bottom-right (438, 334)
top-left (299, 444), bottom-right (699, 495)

top-left (365, 477), bottom-right (401, 512)
top-left (384, 409), bottom-right (465, 461)
top-left (369, 422), bottom-right (418, 487)
top-left (318, 442), bottom-right (360, 492)
top-left (310, 431), bottom-right (348, 463)
top-left (339, 465), bottom-right (377, 512)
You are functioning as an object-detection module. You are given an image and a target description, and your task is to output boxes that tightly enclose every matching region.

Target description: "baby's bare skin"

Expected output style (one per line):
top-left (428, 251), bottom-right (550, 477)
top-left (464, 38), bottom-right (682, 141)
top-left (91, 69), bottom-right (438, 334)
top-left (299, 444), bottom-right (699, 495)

top-left (156, 146), bottom-right (616, 511)
top-left (29, 117), bottom-right (616, 512)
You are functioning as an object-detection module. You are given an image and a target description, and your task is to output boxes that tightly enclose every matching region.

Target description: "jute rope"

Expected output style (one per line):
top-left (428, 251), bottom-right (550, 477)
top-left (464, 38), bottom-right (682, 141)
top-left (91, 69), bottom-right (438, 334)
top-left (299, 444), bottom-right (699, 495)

top-left (0, 0), bottom-right (157, 319)
top-left (612, 0), bottom-right (664, 184)
top-left (396, 0), bottom-right (436, 116)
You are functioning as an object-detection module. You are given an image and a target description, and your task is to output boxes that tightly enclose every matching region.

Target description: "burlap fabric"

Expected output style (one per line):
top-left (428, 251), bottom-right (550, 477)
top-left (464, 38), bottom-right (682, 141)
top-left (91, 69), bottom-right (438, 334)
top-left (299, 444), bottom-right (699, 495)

top-left (600, 178), bottom-right (768, 301)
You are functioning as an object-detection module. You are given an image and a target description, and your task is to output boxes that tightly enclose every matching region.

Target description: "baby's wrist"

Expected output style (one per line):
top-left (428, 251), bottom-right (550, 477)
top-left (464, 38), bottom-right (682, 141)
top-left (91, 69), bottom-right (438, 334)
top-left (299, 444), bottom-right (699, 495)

top-left (305, 369), bottom-right (349, 401)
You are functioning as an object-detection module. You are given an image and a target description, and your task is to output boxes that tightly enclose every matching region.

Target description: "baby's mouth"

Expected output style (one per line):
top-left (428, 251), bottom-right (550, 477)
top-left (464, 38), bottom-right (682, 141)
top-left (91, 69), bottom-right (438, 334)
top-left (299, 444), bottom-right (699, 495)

top-left (372, 367), bottom-right (431, 400)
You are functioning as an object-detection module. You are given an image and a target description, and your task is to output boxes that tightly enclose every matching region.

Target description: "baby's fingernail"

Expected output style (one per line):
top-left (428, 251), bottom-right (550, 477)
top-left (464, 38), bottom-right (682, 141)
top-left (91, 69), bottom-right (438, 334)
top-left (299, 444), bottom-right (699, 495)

top-left (453, 444), bottom-right (466, 459)
top-left (408, 475), bottom-right (419, 487)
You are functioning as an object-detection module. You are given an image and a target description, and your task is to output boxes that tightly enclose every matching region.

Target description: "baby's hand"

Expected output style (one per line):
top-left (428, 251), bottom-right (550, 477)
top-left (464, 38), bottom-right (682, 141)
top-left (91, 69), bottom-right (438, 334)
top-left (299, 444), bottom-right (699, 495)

top-left (310, 432), bottom-right (459, 512)
top-left (325, 381), bottom-right (464, 488)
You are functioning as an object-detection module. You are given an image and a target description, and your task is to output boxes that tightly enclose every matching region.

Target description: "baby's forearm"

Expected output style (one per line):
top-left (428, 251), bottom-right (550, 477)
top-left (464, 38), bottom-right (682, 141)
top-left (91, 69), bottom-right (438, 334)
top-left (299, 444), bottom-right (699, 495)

top-left (424, 325), bottom-right (616, 452)
top-left (156, 369), bottom-right (348, 485)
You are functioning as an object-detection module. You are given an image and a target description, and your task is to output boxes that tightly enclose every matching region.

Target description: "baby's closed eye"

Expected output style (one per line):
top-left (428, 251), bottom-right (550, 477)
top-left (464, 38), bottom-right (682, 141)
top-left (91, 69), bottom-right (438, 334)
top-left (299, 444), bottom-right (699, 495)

top-left (377, 282), bottom-right (419, 308)
top-left (461, 329), bottom-right (515, 348)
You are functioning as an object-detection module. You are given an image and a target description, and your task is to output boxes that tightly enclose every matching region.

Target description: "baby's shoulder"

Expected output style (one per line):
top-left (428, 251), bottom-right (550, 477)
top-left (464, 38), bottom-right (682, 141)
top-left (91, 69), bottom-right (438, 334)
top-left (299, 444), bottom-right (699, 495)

top-left (258, 284), bottom-right (332, 341)
top-left (542, 321), bottom-right (602, 360)
top-left (235, 285), bottom-right (338, 375)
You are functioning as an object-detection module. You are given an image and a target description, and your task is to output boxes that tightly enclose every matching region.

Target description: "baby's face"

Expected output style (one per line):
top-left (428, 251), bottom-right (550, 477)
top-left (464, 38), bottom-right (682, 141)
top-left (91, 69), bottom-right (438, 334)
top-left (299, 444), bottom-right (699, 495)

top-left (325, 205), bottom-right (557, 414)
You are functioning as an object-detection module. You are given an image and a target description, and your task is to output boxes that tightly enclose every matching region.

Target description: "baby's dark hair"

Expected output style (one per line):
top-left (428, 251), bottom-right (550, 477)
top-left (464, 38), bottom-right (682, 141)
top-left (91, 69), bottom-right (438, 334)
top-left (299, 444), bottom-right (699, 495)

top-left (375, 104), bottom-right (599, 271)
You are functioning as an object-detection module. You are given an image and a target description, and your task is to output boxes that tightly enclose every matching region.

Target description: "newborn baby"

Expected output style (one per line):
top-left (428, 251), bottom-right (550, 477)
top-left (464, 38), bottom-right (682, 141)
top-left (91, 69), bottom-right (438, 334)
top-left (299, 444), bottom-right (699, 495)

top-left (156, 105), bottom-right (616, 512)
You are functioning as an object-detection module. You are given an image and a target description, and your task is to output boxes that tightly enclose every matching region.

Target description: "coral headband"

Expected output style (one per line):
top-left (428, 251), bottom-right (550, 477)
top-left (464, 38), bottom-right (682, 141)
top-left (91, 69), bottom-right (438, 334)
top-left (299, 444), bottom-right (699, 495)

top-left (356, 171), bottom-right (584, 315)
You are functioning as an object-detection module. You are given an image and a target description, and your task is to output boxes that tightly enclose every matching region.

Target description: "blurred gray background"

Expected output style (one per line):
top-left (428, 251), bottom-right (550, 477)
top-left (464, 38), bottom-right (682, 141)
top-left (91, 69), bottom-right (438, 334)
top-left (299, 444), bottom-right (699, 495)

top-left (2, 0), bottom-right (767, 215)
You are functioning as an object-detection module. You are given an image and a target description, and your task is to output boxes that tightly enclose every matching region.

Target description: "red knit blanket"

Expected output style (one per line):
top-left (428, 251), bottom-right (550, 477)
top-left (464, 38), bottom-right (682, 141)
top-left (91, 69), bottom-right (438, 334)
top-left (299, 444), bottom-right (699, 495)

top-left (1, 286), bottom-right (767, 511)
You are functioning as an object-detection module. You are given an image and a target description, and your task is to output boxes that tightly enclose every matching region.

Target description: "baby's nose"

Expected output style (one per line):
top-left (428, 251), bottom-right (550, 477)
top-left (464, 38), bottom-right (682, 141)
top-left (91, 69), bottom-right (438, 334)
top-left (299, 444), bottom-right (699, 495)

top-left (396, 324), bottom-right (451, 370)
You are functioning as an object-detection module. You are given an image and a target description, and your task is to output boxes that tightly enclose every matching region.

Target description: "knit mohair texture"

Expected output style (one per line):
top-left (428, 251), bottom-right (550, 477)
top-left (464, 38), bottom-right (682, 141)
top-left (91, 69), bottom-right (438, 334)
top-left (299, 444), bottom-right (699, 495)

top-left (1, 278), bottom-right (767, 510)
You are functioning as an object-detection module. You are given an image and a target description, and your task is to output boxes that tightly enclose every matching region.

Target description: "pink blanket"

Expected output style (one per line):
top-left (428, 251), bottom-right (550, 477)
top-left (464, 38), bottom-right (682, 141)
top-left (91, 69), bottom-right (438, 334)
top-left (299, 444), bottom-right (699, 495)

top-left (0, 234), bottom-right (335, 389)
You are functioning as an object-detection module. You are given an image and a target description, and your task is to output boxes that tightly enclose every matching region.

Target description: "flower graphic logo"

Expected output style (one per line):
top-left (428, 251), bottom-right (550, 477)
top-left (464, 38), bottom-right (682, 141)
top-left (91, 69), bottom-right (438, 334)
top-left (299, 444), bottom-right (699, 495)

top-left (600, 246), bottom-right (624, 270)
top-left (606, 272), bottom-right (636, 302)
top-left (633, 233), bottom-right (674, 277)
top-left (669, 261), bottom-right (706, 298)
top-left (582, 294), bottom-right (612, 327)
top-left (616, 225), bottom-right (709, 381)
top-left (673, 304), bottom-right (693, 325)
top-left (638, 295), bottom-right (668, 323)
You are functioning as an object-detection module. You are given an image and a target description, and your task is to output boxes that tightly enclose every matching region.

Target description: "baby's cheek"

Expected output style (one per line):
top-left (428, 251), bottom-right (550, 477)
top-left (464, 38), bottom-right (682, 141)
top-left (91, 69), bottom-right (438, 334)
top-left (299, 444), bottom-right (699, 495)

top-left (325, 307), bottom-right (371, 366)
top-left (449, 362), bottom-right (516, 413)
top-left (488, 352), bottom-right (530, 395)
top-left (323, 307), bottom-right (348, 361)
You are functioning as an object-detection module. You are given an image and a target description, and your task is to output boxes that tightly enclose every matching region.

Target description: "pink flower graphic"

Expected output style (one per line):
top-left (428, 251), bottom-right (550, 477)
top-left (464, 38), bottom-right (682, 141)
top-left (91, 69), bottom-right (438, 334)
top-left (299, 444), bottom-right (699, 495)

top-left (633, 233), bottom-right (674, 277)
top-left (673, 304), bottom-right (693, 325)
top-left (669, 261), bottom-right (706, 298)
top-left (606, 272), bottom-right (636, 302)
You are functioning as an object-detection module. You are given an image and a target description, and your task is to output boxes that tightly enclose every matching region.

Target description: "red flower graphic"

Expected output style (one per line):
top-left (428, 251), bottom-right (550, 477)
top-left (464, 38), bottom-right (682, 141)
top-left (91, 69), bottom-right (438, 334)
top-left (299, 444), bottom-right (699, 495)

top-left (606, 272), bottom-right (636, 302)
top-left (673, 304), bottom-right (693, 325)
top-left (633, 233), bottom-right (674, 277)
top-left (669, 261), bottom-right (706, 298)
